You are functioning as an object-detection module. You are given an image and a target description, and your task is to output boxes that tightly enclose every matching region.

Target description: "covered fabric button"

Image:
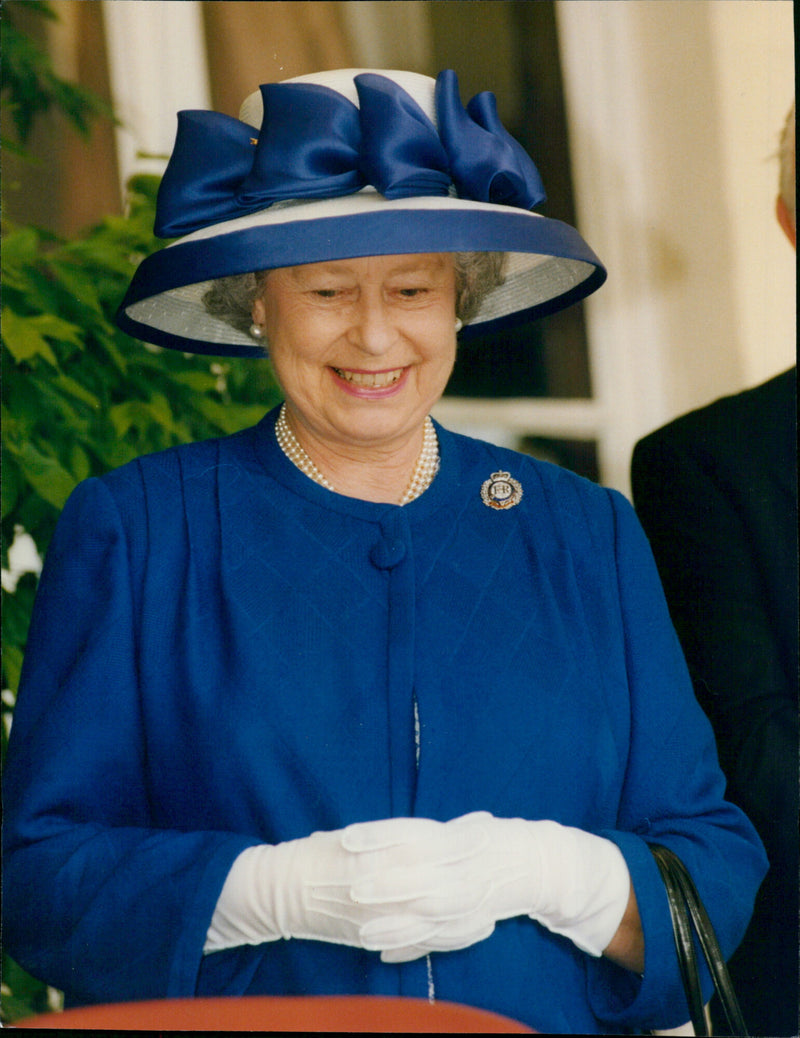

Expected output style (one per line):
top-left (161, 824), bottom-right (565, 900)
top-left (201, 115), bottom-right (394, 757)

top-left (370, 538), bottom-right (407, 569)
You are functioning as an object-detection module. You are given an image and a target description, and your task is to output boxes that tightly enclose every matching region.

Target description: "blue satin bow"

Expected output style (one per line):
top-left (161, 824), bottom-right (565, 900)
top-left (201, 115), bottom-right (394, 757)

top-left (155, 70), bottom-right (546, 238)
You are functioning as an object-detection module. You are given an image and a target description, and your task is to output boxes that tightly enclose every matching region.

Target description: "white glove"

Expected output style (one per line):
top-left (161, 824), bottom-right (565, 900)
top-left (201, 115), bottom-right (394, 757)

top-left (204, 818), bottom-right (486, 954)
top-left (345, 811), bottom-right (631, 963)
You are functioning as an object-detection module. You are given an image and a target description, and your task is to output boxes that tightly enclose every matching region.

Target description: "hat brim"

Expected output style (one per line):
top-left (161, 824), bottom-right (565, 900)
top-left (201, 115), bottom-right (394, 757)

top-left (116, 193), bottom-right (606, 357)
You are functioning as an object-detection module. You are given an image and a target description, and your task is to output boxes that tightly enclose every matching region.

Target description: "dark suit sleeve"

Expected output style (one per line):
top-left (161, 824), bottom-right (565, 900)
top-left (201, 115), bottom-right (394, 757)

top-left (631, 430), bottom-right (797, 867)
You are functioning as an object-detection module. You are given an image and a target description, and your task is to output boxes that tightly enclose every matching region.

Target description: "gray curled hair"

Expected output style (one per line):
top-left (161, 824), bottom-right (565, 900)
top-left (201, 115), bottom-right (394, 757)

top-left (202, 252), bottom-right (507, 344)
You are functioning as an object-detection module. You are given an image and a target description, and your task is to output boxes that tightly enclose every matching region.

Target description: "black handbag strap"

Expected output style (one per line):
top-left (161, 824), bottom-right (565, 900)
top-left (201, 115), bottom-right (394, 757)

top-left (650, 844), bottom-right (749, 1037)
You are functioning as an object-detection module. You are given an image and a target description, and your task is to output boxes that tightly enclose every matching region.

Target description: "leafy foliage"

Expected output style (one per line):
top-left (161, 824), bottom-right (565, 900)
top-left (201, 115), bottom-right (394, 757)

top-left (0, 958), bottom-right (57, 1022)
top-left (1, 1), bottom-right (281, 1023)
top-left (1, 0), bottom-right (116, 148)
top-left (1, 174), bottom-right (279, 595)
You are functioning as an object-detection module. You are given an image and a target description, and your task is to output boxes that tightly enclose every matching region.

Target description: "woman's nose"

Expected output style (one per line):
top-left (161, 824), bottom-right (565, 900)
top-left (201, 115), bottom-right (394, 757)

top-left (346, 297), bottom-right (398, 355)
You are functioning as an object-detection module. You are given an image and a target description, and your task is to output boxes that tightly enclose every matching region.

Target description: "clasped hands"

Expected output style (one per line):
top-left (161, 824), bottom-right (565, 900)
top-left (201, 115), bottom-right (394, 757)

top-left (206, 811), bottom-right (630, 961)
top-left (303, 811), bottom-right (541, 962)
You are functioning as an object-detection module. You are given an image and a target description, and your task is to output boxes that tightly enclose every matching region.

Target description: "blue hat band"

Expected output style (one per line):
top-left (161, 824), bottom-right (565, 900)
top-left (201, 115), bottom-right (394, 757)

top-left (117, 198), bottom-right (605, 358)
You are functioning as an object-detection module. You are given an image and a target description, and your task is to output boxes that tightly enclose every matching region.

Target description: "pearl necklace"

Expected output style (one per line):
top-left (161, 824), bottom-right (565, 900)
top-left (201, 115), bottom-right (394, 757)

top-left (275, 404), bottom-right (440, 505)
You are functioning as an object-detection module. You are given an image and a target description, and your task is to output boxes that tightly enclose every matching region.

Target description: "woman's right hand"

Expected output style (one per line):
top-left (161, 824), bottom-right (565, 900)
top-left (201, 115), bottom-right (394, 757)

top-left (204, 817), bottom-right (487, 954)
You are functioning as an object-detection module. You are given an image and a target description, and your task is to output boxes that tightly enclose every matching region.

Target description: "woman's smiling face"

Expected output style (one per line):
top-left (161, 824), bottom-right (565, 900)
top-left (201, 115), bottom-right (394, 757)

top-left (252, 253), bottom-right (457, 453)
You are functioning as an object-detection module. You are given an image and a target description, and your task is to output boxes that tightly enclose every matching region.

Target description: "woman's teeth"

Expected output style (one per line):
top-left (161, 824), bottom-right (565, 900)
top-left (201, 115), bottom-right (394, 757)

top-left (334, 368), bottom-right (403, 387)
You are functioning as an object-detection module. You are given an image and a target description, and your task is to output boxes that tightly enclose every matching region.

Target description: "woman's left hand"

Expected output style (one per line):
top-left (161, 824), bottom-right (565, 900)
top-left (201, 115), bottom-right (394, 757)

top-left (343, 811), bottom-right (633, 964)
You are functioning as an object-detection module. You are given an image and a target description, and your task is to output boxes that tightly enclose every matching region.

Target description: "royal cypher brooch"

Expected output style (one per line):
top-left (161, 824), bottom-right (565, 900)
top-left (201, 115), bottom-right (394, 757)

top-left (480, 470), bottom-right (523, 510)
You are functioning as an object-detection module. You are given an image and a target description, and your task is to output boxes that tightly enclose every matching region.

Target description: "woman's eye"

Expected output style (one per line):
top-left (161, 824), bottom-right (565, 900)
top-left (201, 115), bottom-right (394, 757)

top-left (313, 289), bottom-right (340, 298)
top-left (397, 288), bottom-right (427, 298)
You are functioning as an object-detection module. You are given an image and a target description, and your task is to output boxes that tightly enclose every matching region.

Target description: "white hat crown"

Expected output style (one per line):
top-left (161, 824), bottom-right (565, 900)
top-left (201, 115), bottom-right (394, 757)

top-left (239, 69), bottom-right (439, 127)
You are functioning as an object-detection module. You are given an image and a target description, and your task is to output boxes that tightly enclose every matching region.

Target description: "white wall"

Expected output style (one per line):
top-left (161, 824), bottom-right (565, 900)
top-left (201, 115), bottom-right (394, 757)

top-left (707, 0), bottom-right (796, 387)
top-left (557, 0), bottom-right (794, 494)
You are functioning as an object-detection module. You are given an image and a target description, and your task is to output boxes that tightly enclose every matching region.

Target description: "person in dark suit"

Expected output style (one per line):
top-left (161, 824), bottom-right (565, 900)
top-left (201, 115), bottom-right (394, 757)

top-left (632, 103), bottom-right (797, 1037)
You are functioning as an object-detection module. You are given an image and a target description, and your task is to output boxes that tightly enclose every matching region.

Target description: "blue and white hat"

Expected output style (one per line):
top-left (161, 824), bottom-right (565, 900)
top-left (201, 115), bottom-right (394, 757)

top-left (116, 68), bottom-right (606, 357)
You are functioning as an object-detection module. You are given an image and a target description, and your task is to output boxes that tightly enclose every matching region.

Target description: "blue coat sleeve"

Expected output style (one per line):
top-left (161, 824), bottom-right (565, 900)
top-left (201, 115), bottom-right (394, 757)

top-left (584, 489), bottom-right (767, 1030)
top-left (2, 477), bottom-right (258, 1005)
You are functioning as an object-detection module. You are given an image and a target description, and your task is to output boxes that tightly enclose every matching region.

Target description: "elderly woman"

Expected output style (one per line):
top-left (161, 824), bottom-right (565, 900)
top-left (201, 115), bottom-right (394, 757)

top-left (3, 70), bottom-right (765, 1034)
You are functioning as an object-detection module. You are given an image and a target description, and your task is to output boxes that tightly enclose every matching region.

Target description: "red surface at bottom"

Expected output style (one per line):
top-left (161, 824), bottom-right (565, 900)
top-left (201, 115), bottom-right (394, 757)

top-left (15, 994), bottom-right (536, 1031)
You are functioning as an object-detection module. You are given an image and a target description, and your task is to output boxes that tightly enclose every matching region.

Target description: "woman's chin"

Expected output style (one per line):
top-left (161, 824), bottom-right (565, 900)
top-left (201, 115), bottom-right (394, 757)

top-left (327, 407), bottom-right (430, 451)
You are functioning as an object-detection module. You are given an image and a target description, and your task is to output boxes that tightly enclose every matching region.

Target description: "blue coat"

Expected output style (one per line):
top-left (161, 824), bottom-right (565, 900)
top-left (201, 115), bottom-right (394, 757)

top-left (3, 409), bottom-right (766, 1033)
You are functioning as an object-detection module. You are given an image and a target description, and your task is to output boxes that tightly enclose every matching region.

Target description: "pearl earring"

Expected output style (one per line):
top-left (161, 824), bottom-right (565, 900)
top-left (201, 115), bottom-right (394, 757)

top-left (455, 318), bottom-right (463, 333)
top-left (249, 323), bottom-right (263, 339)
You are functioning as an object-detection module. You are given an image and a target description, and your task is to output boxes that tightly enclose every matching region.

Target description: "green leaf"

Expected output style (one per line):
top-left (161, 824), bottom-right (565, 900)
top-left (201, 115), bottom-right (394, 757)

top-left (1, 577), bottom-right (38, 650)
top-left (2, 644), bottom-right (24, 694)
top-left (193, 395), bottom-right (268, 434)
top-left (107, 399), bottom-right (150, 438)
top-left (91, 332), bottom-right (130, 375)
top-left (1, 308), bottom-right (83, 365)
top-left (44, 258), bottom-right (104, 315)
top-left (0, 225), bottom-right (41, 271)
top-left (2, 266), bottom-right (68, 317)
top-left (0, 309), bottom-right (57, 366)
top-left (69, 443), bottom-right (91, 483)
top-left (1, 455), bottom-right (21, 519)
top-left (94, 434), bottom-right (144, 468)
top-left (53, 374), bottom-right (101, 410)
top-left (164, 370), bottom-right (220, 393)
top-left (2, 381), bottom-right (93, 466)
top-left (4, 440), bottom-right (77, 509)
top-left (147, 391), bottom-right (176, 429)
top-left (0, 952), bottom-right (53, 1022)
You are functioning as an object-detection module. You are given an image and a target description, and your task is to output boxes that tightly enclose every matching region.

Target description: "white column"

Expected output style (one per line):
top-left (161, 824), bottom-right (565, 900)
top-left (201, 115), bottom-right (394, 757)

top-left (102, 0), bottom-right (211, 194)
top-left (555, 0), bottom-right (672, 499)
